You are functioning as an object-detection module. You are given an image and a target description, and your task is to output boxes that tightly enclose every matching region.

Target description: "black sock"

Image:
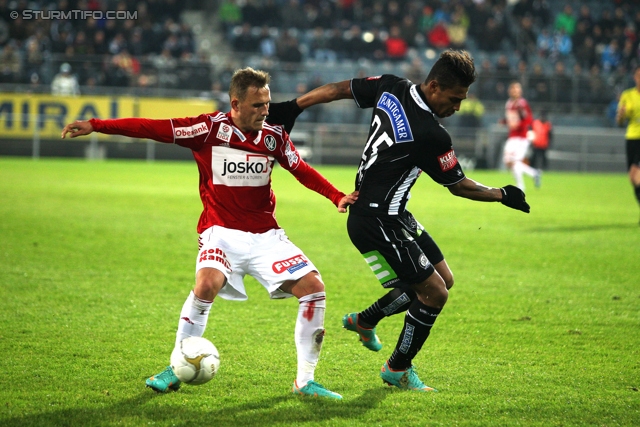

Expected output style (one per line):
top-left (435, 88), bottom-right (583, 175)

top-left (359, 286), bottom-right (417, 327)
top-left (634, 185), bottom-right (640, 205)
top-left (388, 300), bottom-right (441, 371)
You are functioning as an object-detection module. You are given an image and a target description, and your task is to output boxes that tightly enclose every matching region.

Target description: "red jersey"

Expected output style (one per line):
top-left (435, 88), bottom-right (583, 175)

top-left (90, 113), bottom-right (346, 234)
top-left (504, 97), bottom-right (533, 138)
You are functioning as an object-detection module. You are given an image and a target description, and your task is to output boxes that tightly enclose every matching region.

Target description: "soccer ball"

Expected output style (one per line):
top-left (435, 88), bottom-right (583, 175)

top-left (170, 336), bottom-right (220, 385)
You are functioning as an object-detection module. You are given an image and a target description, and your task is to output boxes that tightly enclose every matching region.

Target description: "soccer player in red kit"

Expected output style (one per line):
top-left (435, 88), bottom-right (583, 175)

top-left (61, 67), bottom-right (356, 399)
top-left (501, 81), bottom-right (541, 191)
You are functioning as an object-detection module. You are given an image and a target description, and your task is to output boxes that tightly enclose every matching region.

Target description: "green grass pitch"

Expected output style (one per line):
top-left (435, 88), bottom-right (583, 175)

top-left (0, 157), bottom-right (638, 427)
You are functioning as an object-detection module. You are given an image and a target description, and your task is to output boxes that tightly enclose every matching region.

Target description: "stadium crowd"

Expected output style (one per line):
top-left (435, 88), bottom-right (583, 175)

top-left (0, 0), bottom-right (209, 91)
top-left (0, 0), bottom-right (639, 112)
top-left (223, 0), bottom-right (640, 108)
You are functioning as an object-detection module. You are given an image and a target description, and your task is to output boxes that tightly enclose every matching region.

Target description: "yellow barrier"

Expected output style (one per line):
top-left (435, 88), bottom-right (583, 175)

top-left (0, 94), bottom-right (218, 140)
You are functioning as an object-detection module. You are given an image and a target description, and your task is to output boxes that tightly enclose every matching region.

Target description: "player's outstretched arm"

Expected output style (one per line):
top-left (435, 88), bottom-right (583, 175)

top-left (337, 191), bottom-right (359, 213)
top-left (448, 178), bottom-right (530, 213)
top-left (268, 80), bottom-right (353, 133)
top-left (61, 120), bottom-right (94, 139)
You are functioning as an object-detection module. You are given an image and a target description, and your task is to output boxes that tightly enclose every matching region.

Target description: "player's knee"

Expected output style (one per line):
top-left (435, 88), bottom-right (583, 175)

top-left (413, 275), bottom-right (448, 308)
top-left (195, 268), bottom-right (226, 299)
top-left (284, 272), bottom-right (325, 298)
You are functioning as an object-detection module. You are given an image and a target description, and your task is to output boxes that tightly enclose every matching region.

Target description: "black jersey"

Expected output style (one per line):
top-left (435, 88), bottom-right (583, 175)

top-left (349, 74), bottom-right (466, 216)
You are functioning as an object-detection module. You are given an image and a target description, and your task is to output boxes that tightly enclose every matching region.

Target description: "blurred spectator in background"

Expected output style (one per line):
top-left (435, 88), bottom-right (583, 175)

top-left (427, 19), bottom-right (450, 50)
top-left (529, 63), bottom-right (551, 103)
top-left (258, 25), bottom-right (277, 60)
top-left (364, 28), bottom-right (386, 61)
top-left (281, 0), bottom-right (308, 30)
top-left (588, 64), bottom-right (609, 106)
top-left (404, 58), bottom-right (426, 85)
top-left (536, 28), bottom-right (554, 58)
top-left (447, 9), bottom-right (468, 50)
top-left (602, 39), bottom-right (622, 73)
top-left (554, 4), bottom-right (576, 36)
top-left (399, 14), bottom-right (420, 49)
top-left (0, 43), bottom-right (21, 83)
top-left (574, 36), bottom-right (598, 70)
top-left (550, 61), bottom-right (572, 104)
top-left (218, 0), bottom-right (242, 33)
top-left (51, 62), bottom-right (80, 96)
top-left (419, 6), bottom-right (437, 35)
top-left (152, 48), bottom-right (178, 88)
top-left (276, 29), bottom-right (303, 65)
top-left (477, 16), bottom-right (503, 52)
top-left (385, 25), bottom-right (408, 62)
top-left (233, 23), bottom-right (257, 54)
top-left (515, 15), bottom-right (537, 61)
top-left (530, 110), bottom-right (553, 170)
top-left (458, 92), bottom-right (485, 129)
top-left (345, 25), bottom-right (368, 61)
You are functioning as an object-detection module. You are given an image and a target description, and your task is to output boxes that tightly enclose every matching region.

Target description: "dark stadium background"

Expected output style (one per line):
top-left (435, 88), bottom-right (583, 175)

top-left (0, 0), bottom-right (637, 171)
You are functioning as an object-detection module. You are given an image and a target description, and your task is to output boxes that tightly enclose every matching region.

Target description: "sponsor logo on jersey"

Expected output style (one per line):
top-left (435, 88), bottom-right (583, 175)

top-left (272, 255), bottom-right (309, 274)
top-left (175, 122), bottom-right (209, 139)
top-left (264, 135), bottom-right (277, 151)
top-left (367, 75), bottom-right (382, 80)
top-left (222, 157), bottom-right (270, 176)
top-left (437, 149), bottom-right (458, 172)
top-left (198, 247), bottom-right (231, 270)
top-left (216, 123), bottom-right (232, 142)
top-left (212, 146), bottom-right (273, 187)
top-left (419, 253), bottom-right (429, 269)
top-left (376, 92), bottom-right (414, 143)
top-left (284, 141), bottom-right (299, 167)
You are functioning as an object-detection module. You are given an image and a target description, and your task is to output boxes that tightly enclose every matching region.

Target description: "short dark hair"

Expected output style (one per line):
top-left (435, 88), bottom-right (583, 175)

top-left (426, 50), bottom-right (477, 89)
top-left (229, 67), bottom-right (271, 101)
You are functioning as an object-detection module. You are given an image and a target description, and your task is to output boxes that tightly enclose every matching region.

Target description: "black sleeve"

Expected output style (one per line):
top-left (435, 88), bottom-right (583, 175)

top-left (350, 75), bottom-right (403, 109)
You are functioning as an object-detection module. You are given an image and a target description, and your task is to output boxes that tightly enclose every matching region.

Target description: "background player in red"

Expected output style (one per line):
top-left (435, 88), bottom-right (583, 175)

top-left (61, 67), bottom-right (357, 399)
top-left (269, 50), bottom-right (530, 392)
top-left (501, 81), bottom-right (541, 190)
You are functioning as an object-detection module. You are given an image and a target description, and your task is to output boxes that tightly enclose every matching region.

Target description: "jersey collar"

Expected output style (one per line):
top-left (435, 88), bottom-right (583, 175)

top-left (410, 84), bottom-right (432, 113)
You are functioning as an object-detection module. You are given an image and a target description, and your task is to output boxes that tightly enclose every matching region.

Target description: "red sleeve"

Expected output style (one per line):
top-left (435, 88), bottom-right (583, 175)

top-left (289, 161), bottom-right (346, 207)
top-left (90, 118), bottom-right (175, 143)
top-left (522, 101), bottom-right (533, 129)
top-left (90, 114), bottom-right (216, 149)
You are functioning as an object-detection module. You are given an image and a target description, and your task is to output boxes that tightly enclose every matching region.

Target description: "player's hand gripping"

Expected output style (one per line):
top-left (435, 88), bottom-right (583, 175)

top-left (500, 185), bottom-right (530, 213)
top-left (61, 120), bottom-right (94, 139)
top-left (267, 99), bottom-right (303, 133)
top-left (337, 191), bottom-right (359, 213)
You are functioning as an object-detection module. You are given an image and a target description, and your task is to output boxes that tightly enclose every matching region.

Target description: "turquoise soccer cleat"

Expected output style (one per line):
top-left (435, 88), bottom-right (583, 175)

top-left (292, 380), bottom-right (342, 400)
top-left (342, 312), bottom-right (382, 352)
top-left (146, 366), bottom-right (181, 392)
top-left (380, 362), bottom-right (437, 392)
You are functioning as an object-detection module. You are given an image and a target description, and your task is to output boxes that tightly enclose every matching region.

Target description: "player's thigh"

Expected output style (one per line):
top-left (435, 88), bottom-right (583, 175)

top-left (248, 229), bottom-right (321, 299)
top-left (347, 213), bottom-right (435, 288)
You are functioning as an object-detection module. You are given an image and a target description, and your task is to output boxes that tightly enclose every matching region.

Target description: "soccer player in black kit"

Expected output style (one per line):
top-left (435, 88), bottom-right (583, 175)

top-left (268, 50), bottom-right (530, 392)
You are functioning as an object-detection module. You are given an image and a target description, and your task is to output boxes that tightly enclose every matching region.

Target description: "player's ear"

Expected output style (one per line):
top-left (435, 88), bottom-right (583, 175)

top-left (230, 98), bottom-right (240, 112)
top-left (426, 80), bottom-right (439, 94)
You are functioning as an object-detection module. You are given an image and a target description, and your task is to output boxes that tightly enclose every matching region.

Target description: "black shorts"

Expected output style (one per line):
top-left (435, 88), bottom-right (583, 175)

top-left (347, 211), bottom-right (443, 288)
top-left (626, 139), bottom-right (640, 170)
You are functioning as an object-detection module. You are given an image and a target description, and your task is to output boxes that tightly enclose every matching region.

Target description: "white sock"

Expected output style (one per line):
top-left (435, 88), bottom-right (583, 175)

top-left (519, 161), bottom-right (539, 178)
top-left (294, 291), bottom-right (326, 387)
top-left (175, 290), bottom-right (213, 347)
top-left (512, 162), bottom-right (526, 191)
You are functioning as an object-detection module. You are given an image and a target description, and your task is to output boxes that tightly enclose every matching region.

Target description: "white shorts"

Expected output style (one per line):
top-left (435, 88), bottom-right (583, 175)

top-left (503, 136), bottom-right (530, 164)
top-left (196, 226), bottom-right (319, 301)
